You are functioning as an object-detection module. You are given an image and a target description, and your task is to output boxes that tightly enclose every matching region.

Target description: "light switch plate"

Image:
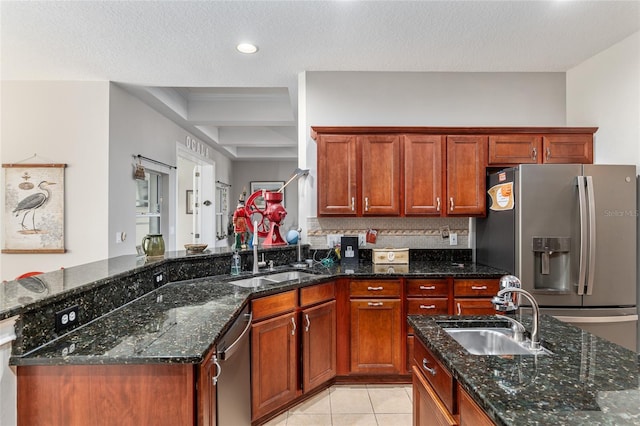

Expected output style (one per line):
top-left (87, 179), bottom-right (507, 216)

top-left (449, 233), bottom-right (458, 246)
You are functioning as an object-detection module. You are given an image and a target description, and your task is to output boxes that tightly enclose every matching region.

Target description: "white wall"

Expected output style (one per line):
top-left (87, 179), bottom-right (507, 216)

top-left (108, 84), bottom-right (233, 256)
top-left (299, 71), bottom-right (567, 235)
top-left (567, 31), bottom-right (640, 171)
top-left (176, 156), bottom-right (197, 247)
top-left (1, 81), bottom-right (110, 281)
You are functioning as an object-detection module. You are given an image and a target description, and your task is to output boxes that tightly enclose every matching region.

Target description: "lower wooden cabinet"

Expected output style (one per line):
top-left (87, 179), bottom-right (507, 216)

top-left (458, 384), bottom-right (495, 426)
top-left (198, 346), bottom-right (218, 426)
top-left (453, 279), bottom-right (500, 315)
top-left (302, 300), bottom-right (337, 392)
top-left (413, 365), bottom-right (457, 426)
top-left (17, 364), bottom-right (195, 426)
top-left (350, 298), bottom-right (402, 374)
top-left (251, 312), bottom-right (300, 420)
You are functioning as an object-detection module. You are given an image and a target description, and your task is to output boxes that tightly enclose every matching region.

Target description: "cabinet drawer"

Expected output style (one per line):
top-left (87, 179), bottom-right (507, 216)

top-left (413, 338), bottom-right (454, 414)
top-left (406, 298), bottom-right (449, 334)
top-left (350, 280), bottom-right (401, 297)
top-left (300, 281), bottom-right (335, 307)
top-left (407, 279), bottom-right (449, 297)
top-left (455, 298), bottom-right (497, 316)
top-left (252, 290), bottom-right (297, 321)
top-left (488, 135), bottom-right (541, 165)
top-left (453, 279), bottom-right (499, 297)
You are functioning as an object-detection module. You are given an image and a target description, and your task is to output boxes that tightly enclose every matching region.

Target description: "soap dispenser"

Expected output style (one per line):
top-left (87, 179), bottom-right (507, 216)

top-left (230, 251), bottom-right (241, 275)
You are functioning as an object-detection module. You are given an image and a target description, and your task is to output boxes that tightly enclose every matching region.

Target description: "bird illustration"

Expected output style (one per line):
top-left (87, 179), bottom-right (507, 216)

top-left (13, 181), bottom-right (56, 231)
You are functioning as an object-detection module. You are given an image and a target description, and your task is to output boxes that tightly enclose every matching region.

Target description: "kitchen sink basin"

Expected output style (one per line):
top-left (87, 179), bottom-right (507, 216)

top-left (266, 271), bottom-right (324, 282)
top-left (444, 327), bottom-right (552, 356)
top-left (228, 276), bottom-right (278, 288)
top-left (228, 271), bottom-right (326, 288)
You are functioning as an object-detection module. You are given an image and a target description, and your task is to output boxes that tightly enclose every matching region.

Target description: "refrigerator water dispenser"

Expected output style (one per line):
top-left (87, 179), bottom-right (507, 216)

top-left (532, 237), bottom-right (571, 292)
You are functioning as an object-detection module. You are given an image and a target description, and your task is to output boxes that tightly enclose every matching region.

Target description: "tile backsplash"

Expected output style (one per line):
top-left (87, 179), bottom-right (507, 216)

top-left (307, 217), bottom-right (469, 249)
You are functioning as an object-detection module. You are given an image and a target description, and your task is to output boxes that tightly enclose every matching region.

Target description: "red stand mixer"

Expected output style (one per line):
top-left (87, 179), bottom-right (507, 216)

top-left (244, 168), bottom-right (308, 247)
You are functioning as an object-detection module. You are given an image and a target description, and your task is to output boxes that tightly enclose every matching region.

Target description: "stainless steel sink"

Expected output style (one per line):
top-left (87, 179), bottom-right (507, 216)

top-left (228, 271), bottom-right (325, 288)
top-left (228, 276), bottom-right (278, 288)
top-left (266, 271), bottom-right (324, 282)
top-left (444, 327), bottom-right (552, 356)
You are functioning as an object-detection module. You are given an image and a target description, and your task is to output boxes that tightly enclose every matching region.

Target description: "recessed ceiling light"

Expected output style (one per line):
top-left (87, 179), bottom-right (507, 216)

top-left (236, 43), bottom-right (258, 54)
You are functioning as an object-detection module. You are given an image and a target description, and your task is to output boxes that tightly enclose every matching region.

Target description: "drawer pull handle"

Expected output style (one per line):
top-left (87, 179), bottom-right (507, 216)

top-left (532, 146), bottom-right (537, 161)
top-left (365, 197), bottom-right (370, 212)
top-left (351, 197), bottom-right (355, 211)
top-left (291, 317), bottom-right (296, 336)
top-left (305, 313), bottom-right (310, 332)
top-left (471, 285), bottom-right (487, 290)
top-left (450, 197), bottom-right (455, 211)
top-left (368, 302), bottom-right (384, 307)
top-left (457, 302), bottom-right (462, 315)
top-left (212, 355), bottom-right (221, 385)
top-left (367, 286), bottom-right (384, 291)
top-left (422, 358), bottom-right (436, 376)
top-left (546, 147), bottom-right (551, 161)
top-left (420, 304), bottom-right (436, 310)
top-left (419, 285), bottom-right (436, 290)
top-left (436, 197), bottom-right (441, 212)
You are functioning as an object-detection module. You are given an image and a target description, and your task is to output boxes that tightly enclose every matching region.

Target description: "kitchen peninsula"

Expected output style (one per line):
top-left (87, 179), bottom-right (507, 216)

top-left (2, 248), bottom-right (639, 425)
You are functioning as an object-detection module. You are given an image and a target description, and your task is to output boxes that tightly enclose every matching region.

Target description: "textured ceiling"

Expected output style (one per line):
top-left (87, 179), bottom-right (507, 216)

top-left (2, 1), bottom-right (639, 160)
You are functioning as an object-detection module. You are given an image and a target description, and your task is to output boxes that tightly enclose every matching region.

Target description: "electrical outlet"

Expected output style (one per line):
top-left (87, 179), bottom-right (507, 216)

top-left (327, 234), bottom-right (343, 248)
top-left (153, 271), bottom-right (166, 288)
top-left (449, 233), bottom-right (458, 246)
top-left (55, 305), bottom-right (79, 333)
top-left (358, 233), bottom-right (366, 247)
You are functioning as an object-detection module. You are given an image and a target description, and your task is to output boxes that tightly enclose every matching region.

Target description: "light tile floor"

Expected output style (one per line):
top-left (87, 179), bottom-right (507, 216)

top-left (263, 384), bottom-right (413, 426)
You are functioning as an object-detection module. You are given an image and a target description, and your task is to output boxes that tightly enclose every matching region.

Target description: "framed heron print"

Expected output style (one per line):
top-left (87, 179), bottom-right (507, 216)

top-left (2, 163), bottom-right (67, 253)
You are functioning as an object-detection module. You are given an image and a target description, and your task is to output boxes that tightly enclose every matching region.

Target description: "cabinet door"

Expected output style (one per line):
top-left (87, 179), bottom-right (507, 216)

top-left (488, 135), bottom-right (541, 165)
top-left (458, 384), bottom-right (495, 426)
top-left (404, 134), bottom-right (444, 215)
top-left (251, 313), bottom-right (300, 420)
top-left (412, 366), bottom-right (457, 426)
top-left (197, 348), bottom-right (218, 426)
top-left (350, 299), bottom-right (402, 374)
top-left (360, 135), bottom-right (401, 215)
top-left (542, 134), bottom-right (593, 164)
top-left (302, 301), bottom-right (337, 392)
top-left (446, 135), bottom-right (487, 216)
top-left (317, 134), bottom-right (358, 215)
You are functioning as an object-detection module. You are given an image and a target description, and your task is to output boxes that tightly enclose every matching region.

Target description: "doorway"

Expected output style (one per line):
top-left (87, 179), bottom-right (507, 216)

top-left (176, 145), bottom-right (216, 249)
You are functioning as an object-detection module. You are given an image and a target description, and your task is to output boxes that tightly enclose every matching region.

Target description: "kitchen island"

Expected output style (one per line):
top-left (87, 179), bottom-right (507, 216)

top-left (408, 314), bottom-right (640, 426)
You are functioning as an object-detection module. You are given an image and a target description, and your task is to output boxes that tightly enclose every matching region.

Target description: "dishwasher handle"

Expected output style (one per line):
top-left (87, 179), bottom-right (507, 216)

top-left (219, 312), bottom-right (253, 361)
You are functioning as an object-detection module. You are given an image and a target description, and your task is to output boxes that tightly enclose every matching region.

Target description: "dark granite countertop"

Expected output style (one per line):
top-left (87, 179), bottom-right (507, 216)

top-left (408, 315), bottom-right (640, 426)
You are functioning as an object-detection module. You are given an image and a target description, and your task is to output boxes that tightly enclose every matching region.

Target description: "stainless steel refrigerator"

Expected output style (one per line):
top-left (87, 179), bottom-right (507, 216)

top-left (476, 164), bottom-right (638, 352)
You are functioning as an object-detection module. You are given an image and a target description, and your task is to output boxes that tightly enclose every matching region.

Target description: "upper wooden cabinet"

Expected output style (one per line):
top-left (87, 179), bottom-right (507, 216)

top-left (446, 135), bottom-right (487, 216)
top-left (488, 133), bottom-right (594, 166)
top-left (312, 127), bottom-right (596, 217)
top-left (360, 135), bottom-right (402, 215)
top-left (316, 134), bottom-right (358, 215)
top-left (404, 135), bottom-right (444, 215)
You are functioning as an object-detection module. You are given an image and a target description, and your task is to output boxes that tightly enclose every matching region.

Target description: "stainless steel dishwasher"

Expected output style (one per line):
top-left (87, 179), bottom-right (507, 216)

top-left (216, 305), bottom-right (252, 425)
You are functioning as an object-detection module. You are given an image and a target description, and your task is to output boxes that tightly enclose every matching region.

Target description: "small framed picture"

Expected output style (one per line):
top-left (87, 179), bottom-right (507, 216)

top-left (186, 190), bottom-right (194, 214)
top-left (250, 181), bottom-right (285, 209)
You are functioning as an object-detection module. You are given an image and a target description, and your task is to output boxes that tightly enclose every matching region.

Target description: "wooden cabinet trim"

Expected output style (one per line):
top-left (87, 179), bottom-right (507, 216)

top-left (311, 126), bottom-right (598, 139)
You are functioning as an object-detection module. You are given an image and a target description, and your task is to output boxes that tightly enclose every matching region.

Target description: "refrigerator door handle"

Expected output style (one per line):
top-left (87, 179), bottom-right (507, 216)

top-left (585, 176), bottom-right (596, 296)
top-left (577, 176), bottom-right (587, 295)
top-left (553, 315), bottom-right (638, 324)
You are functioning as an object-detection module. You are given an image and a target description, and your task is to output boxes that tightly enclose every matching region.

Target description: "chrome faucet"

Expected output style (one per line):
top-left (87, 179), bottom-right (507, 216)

top-left (491, 275), bottom-right (541, 350)
top-left (252, 221), bottom-right (259, 274)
